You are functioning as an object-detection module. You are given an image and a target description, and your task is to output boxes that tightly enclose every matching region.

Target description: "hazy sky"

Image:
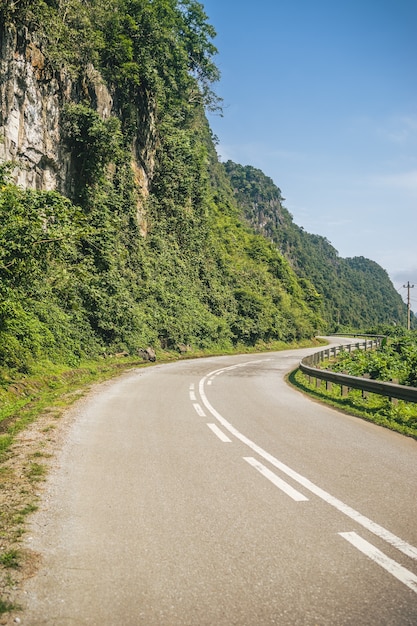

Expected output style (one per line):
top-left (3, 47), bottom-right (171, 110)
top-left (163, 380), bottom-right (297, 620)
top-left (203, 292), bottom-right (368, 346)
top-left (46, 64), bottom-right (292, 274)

top-left (203, 0), bottom-right (417, 308)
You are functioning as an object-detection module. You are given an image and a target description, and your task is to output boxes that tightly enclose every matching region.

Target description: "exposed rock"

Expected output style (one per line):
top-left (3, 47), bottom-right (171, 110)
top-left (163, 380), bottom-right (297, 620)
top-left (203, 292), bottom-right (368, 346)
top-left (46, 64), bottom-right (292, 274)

top-left (138, 347), bottom-right (156, 362)
top-left (0, 25), bottom-right (154, 200)
top-left (0, 22), bottom-right (154, 225)
top-left (177, 343), bottom-right (191, 354)
top-left (83, 64), bottom-right (113, 120)
top-left (0, 24), bottom-right (72, 192)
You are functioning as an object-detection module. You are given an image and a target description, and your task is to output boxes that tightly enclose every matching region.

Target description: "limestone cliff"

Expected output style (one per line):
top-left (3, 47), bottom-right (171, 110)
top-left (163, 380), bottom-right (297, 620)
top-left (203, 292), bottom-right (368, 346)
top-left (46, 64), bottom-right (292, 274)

top-left (1, 23), bottom-right (70, 191)
top-left (0, 22), bottom-right (152, 201)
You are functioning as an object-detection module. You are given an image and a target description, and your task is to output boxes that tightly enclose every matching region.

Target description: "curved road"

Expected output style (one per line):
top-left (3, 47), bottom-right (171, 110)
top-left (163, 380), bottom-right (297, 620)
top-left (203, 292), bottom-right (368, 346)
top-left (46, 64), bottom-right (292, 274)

top-left (21, 340), bottom-right (417, 625)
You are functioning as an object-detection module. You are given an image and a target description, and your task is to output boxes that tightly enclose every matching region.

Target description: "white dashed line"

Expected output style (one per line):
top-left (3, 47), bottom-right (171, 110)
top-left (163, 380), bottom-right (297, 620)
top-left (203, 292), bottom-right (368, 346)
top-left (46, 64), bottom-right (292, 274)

top-left (199, 362), bottom-right (417, 561)
top-left (244, 457), bottom-right (308, 502)
top-left (193, 403), bottom-right (206, 417)
top-left (207, 423), bottom-right (232, 442)
top-left (339, 532), bottom-right (417, 593)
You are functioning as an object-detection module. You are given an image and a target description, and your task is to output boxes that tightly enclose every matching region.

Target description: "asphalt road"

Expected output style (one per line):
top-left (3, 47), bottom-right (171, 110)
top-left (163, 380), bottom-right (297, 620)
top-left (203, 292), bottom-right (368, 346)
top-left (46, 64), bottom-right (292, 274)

top-left (20, 340), bottom-right (417, 625)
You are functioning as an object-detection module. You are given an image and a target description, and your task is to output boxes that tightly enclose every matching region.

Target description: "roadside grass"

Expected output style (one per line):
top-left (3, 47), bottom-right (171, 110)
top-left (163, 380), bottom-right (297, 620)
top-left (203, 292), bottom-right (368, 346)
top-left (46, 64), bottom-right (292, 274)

top-left (288, 368), bottom-right (417, 439)
top-left (0, 338), bottom-right (322, 619)
top-left (0, 551), bottom-right (20, 570)
top-left (0, 598), bottom-right (18, 617)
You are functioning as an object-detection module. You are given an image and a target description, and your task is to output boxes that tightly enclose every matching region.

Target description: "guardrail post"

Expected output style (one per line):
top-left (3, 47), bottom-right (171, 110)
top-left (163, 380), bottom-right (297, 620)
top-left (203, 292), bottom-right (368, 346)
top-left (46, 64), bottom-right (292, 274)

top-left (362, 373), bottom-right (370, 399)
top-left (390, 379), bottom-right (399, 405)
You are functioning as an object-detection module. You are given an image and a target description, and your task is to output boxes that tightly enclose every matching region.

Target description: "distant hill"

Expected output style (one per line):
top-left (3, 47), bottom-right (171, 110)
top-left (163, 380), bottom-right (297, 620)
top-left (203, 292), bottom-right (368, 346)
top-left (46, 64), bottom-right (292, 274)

top-left (223, 161), bottom-right (410, 330)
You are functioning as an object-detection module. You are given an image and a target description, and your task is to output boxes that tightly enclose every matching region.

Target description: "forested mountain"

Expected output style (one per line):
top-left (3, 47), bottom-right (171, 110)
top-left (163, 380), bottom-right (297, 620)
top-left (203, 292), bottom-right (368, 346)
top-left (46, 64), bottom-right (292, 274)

top-left (223, 162), bottom-right (410, 330)
top-left (0, 0), bottom-right (409, 374)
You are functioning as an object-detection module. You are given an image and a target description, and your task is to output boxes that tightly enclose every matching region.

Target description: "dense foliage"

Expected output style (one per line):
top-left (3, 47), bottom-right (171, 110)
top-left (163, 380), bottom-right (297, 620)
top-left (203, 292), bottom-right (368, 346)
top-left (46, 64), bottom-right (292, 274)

top-left (327, 329), bottom-right (417, 387)
top-left (0, 1), bottom-right (324, 374)
top-left (293, 327), bottom-right (417, 437)
top-left (0, 0), bottom-right (409, 379)
top-left (223, 162), bottom-right (412, 330)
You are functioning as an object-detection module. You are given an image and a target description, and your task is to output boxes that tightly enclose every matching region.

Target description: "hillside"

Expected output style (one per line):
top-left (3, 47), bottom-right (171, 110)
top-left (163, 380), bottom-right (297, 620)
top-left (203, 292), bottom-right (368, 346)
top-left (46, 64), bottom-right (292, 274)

top-left (223, 161), bottom-right (410, 330)
top-left (0, 0), bottom-right (409, 376)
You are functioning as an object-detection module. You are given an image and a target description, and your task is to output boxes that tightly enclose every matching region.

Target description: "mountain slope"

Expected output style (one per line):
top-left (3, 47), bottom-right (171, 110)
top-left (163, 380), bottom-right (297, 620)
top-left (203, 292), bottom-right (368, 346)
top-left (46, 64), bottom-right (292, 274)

top-left (0, 1), bottom-right (323, 374)
top-left (1, 0), bottom-right (410, 377)
top-left (223, 161), bottom-right (409, 330)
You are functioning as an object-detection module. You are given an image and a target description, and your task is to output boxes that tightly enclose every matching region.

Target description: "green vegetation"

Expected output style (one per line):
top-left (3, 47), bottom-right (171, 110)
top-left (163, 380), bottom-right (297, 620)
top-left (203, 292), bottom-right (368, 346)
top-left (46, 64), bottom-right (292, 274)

top-left (290, 328), bottom-right (417, 438)
top-left (2, 3), bottom-right (415, 616)
top-left (0, 1), bottom-right (412, 429)
top-left (223, 162), bottom-right (412, 330)
top-left (0, 1), bottom-right (324, 386)
top-left (324, 329), bottom-right (417, 387)
top-left (0, 597), bottom-right (17, 616)
top-left (0, 550), bottom-right (20, 570)
top-left (291, 369), bottom-right (417, 438)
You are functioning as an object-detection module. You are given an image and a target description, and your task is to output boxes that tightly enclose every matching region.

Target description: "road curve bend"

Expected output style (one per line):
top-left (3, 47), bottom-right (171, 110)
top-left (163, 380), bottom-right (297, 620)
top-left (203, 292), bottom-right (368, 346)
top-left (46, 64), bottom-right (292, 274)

top-left (18, 339), bottom-right (417, 625)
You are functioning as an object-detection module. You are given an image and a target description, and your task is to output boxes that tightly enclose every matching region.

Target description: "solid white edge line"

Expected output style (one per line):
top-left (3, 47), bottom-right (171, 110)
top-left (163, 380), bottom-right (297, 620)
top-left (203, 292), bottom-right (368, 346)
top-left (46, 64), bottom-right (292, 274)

top-left (198, 364), bottom-right (417, 561)
top-left (244, 457), bottom-right (308, 502)
top-left (207, 423), bottom-right (232, 443)
top-left (339, 532), bottom-right (417, 594)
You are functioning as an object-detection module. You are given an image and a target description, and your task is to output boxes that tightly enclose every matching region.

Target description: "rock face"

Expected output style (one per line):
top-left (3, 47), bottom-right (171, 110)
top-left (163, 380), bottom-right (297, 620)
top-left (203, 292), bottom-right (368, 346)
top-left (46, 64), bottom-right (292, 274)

top-left (0, 20), bottom-right (155, 229)
top-left (0, 24), bottom-right (150, 197)
top-left (0, 24), bottom-right (72, 191)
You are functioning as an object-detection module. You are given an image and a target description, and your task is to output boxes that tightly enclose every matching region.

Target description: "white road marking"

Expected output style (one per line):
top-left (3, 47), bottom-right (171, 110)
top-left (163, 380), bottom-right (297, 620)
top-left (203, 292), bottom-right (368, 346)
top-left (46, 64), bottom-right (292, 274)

top-left (193, 403), bottom-right (206, 417)
top-left (189, 391), bottom-right (197, 401)
top-left (244, 457), bottom-right (308, 502)
top-left (189, 383), bottom-right (195, 391)
top-left (199, 363), bottom-right (417, 561)
top-left (339, 532), bottom-right (417, 594)
top-left (207, 423), bottom-right (232, 442)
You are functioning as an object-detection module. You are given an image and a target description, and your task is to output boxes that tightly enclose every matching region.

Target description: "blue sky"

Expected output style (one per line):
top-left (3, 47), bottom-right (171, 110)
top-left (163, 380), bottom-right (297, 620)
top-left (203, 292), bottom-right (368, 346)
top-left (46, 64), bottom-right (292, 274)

top-left (202, 0), bottom-right (417, 309)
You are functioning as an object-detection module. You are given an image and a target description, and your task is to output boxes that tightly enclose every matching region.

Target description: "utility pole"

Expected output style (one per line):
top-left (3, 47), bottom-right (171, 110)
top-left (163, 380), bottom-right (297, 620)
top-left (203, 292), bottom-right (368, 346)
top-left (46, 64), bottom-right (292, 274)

top-left (403, 281), bottom-right (415, 330)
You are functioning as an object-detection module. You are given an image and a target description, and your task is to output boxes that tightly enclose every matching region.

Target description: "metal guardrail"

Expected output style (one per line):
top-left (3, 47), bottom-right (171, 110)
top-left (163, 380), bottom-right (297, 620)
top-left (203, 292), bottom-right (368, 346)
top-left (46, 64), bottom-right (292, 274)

top-left (299, 338), bottom-right (417, 404)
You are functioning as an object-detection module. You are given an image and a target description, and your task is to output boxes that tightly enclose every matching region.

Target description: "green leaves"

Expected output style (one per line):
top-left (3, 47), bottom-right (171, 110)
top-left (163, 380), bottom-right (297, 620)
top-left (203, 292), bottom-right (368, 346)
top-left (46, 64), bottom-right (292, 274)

top-left (62, 104), bottom-right (124, 203)
top-left (0, 184), bottom-right (83, 292)
top-left (328, 332), bottom-right (417, 387)
top-left (0, 0), bottom-right (326, 377)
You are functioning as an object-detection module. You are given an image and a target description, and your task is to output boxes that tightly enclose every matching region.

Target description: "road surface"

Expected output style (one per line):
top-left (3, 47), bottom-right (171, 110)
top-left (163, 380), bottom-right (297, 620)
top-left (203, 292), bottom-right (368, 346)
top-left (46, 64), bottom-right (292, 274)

top-left (20, 340), bottom-right (417, 624)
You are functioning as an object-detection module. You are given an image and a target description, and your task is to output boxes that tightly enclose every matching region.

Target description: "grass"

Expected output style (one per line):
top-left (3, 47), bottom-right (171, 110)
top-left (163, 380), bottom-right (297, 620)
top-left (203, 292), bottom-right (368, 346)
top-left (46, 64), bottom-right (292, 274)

top-left (0, 597), bottom-right (18, 615)
top-left (288, 368), bottom-right (417, 439)
top-left (0, 550), bottom-right (20, 570)
top-left (26, 462), bottom-right (47, 482)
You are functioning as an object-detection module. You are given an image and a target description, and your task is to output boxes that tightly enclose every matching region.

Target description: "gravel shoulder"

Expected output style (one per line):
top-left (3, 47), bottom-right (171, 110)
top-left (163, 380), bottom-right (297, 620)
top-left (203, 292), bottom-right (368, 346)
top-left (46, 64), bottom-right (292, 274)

top-left (0, 372), bottom-right (139, 625)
